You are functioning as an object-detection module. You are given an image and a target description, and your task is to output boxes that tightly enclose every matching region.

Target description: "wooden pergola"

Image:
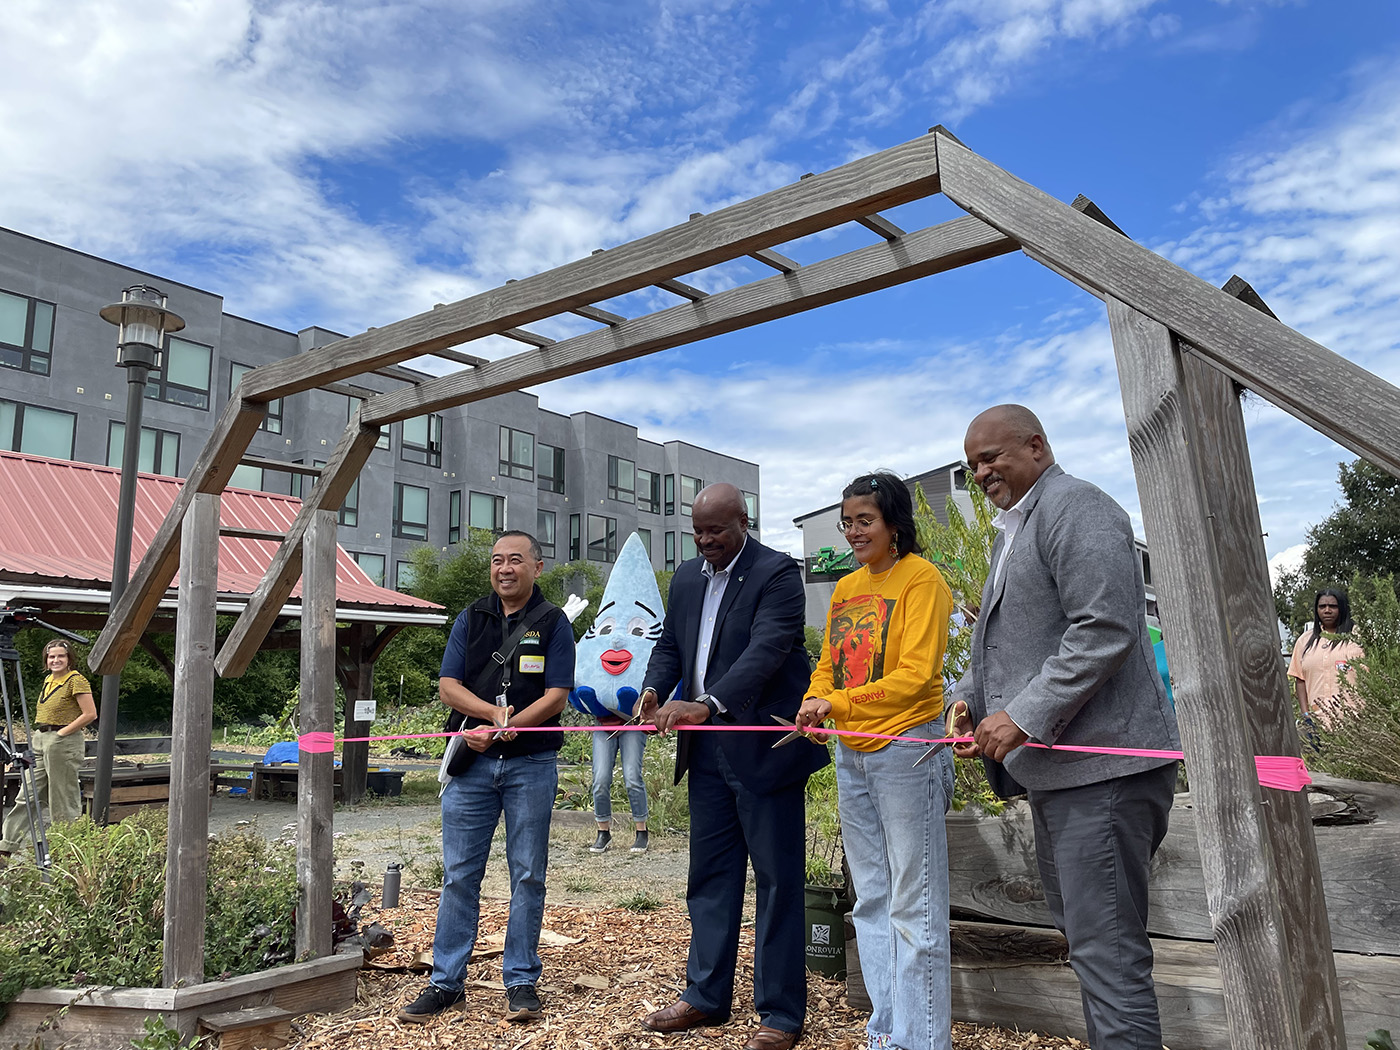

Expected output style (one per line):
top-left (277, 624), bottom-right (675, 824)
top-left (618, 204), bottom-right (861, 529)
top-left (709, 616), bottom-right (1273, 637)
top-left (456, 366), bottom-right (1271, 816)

top-left (89, 127), bottom-right (1399, 1047)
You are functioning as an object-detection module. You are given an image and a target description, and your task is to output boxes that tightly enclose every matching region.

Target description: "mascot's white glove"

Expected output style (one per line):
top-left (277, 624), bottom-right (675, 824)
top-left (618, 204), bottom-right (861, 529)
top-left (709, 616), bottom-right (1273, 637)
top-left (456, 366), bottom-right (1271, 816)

top-left (563, 593), bottom-right (589, 623)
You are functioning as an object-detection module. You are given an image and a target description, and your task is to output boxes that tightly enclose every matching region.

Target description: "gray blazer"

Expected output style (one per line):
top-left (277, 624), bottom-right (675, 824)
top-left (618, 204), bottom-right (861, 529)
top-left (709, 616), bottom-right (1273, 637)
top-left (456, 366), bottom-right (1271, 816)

top-left (956, 464), bottom-right (1179, 792)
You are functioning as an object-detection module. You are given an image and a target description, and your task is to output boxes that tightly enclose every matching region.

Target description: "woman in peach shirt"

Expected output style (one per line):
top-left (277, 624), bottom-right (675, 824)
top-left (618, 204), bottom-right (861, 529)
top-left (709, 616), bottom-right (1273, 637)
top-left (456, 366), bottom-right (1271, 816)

top-left (1288, 589), bottom-right (1365, 729)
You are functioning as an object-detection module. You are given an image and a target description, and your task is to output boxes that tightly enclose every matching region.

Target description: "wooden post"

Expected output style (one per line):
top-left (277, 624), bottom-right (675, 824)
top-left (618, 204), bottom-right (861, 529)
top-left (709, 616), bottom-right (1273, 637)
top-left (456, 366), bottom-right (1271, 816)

top-left (1106, 296), bottom-right (1305, 1049)
top-left (338, 623), bottom-right (374, 806)
top-left (164, 491), bottom-right (220, 986)
top-left (296, 510), bottom-right (337, 960)
top-left (1179, 284), bottom-right (1347, 1050)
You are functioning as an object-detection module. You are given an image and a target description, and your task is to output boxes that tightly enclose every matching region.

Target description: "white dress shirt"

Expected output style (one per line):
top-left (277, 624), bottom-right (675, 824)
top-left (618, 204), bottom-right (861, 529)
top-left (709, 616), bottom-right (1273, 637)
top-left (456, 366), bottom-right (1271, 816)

top-left (693, 536), bottom-right (747, 709)
top-left (991, 470), bottom-right (1052, 588)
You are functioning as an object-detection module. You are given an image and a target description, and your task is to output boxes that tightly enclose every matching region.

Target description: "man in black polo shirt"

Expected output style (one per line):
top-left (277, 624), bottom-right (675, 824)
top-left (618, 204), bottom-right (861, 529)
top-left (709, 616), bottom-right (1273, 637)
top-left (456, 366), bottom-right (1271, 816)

top-left (399, 531), bottom-right (575, 1024)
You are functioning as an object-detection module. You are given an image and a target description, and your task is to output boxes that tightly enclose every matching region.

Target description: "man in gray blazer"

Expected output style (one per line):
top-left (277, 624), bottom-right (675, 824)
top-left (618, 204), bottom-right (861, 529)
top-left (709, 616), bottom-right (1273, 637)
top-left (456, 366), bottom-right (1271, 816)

top-left (951, 405), bottom-right (1180, 1050)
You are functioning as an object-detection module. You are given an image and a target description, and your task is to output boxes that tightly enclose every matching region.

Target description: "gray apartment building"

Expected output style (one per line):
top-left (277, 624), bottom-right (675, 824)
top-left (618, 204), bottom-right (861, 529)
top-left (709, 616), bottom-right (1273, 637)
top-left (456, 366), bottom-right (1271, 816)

top-left (0, 226), bottom-right (761, 591)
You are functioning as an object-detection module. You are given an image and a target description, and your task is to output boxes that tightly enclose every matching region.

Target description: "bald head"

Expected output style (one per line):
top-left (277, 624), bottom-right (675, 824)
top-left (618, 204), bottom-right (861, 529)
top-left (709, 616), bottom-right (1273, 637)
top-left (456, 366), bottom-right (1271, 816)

top-left (691, 483), bottom-right (748, 568)
top-left (964, 404), bottom-right (1055, 510)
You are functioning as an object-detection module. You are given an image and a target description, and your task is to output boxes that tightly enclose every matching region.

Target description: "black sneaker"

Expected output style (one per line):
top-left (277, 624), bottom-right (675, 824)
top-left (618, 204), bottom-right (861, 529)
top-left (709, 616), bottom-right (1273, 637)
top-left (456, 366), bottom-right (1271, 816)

top-left (397, 984), bottom-right (466, 1023)
top-left (589, 829), bottom-right (611, 853)
top-left (505, 983), bottom-right (542, 1022)
top-left (630, 830), bottom-right (649, 853)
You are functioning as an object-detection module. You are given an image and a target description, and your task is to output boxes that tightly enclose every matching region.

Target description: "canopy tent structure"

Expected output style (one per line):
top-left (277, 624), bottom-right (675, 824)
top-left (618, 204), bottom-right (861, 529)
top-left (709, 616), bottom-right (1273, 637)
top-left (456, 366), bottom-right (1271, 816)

top-left (86, 127), bottom-right (1400, 1048)
top-left (0, 450), bottom-right (445, 802)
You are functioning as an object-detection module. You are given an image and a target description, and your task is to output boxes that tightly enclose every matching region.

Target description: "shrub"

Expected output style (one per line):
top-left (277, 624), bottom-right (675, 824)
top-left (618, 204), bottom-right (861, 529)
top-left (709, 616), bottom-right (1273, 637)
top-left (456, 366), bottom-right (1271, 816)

top-left (0, 810), bottom-right (297, 1008)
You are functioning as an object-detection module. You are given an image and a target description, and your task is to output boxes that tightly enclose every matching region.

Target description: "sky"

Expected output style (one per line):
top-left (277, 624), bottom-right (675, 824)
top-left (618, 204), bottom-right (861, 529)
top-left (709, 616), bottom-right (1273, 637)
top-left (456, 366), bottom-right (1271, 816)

top-left (3, 0), bottom-right (1398, 574)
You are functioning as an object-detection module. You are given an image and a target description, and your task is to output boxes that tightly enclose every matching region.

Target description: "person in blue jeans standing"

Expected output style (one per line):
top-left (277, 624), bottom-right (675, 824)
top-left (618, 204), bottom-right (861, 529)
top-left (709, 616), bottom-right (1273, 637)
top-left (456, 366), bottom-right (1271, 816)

top-left (398, 531), bottom-right (575, 1025)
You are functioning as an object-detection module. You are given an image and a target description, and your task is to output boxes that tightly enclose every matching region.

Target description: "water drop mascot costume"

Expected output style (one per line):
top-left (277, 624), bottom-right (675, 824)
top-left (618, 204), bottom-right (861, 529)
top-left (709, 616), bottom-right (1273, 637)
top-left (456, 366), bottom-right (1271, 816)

top-left (569, 532), bottom-right (662, 854)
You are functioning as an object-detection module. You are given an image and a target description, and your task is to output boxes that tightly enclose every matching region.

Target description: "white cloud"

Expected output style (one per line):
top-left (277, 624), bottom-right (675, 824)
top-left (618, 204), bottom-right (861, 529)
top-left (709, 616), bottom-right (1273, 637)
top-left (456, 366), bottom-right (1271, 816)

top-left (1268, 544), bottom-right (1308, 587)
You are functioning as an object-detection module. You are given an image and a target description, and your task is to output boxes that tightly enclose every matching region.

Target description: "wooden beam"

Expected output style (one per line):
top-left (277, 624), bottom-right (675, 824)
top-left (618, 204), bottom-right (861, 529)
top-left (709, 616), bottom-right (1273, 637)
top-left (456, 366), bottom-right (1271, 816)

top-left (319, 380), bottom-right (380, 400)
top-left (365, 624), bottom-right (402, 665)
top-left (749, 248), bottom-right (800, 273)
top-left (164, 492), bottom-right (219, 987)
top-left (427, 346), bottom-right (487, 367)
top-left (240, 133), bottom-right (942, 401)
top-left (339, 622), bottom-right (375, 805)
top-left (137, 635), bottom-right (174, 682)
top-left (1178, 282), bottom-right (1346, 1049)
top-left (295, 509), bottom-right (337, 961)
top-left (500, 327), bottom-right (556, 348)
top-left (1107, 296), bottom-right (1304, 1049)
top-left (89, 399), bottom-right (267, 674)
top-left (654, 277), bottom-right (707, 301)
top-left (569, 304), bottom-right (627, 326)
top-left (362, 215), bottom-right (1018, 426)
top-left (219, 526), bottom-right (287, 542)
top-left (936, 131), bottom-right (1400, 476)
top-left (237, 456), bottom-right (321, 477)
top-left (856, 213), bottom-right (905, 240)
top-left (216, 411), bottom-right (381, 677)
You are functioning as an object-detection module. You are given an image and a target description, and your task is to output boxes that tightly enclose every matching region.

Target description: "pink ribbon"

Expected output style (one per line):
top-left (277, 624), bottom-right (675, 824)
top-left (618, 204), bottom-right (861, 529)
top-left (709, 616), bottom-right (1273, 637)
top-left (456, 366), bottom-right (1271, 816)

top-left (294, 723), bottom-right (1311, 792)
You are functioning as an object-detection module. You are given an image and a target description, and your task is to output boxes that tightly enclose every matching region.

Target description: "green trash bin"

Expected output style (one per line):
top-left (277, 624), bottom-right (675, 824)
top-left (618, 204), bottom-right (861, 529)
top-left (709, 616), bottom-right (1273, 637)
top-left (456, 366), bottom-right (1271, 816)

top-left (804, 884), bottom-right (852, 978)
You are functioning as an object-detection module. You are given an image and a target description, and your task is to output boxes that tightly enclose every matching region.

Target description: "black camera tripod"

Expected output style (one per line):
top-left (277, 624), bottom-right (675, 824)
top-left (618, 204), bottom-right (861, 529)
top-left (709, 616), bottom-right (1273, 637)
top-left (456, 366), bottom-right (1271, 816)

top-left (0, 606), bottom-right (91, 869)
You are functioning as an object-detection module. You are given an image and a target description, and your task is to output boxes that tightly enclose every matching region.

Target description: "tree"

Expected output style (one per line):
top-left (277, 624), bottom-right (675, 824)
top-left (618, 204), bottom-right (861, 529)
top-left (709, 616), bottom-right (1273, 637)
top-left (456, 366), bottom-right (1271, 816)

top-left (913, 481), bottom-right (998, 683)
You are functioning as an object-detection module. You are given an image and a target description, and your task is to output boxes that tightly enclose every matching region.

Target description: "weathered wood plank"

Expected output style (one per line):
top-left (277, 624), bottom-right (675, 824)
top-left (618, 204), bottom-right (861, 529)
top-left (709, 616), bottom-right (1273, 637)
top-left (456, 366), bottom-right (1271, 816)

top-left (1106, 297), bottom-right (1304, 1045)
top-left (216, 413), bottom-right (381, 677)
top-left (362, 215), bottom-right (1018, 427)
top-left (337, 622), bottom-right (373, 806)
top-left (240, 135), bottom-right (942, 402)
top-left (948, 776), bottom-right (1400, 956)
top-left (1179, 283), bottom-right (1346, 1049)
top-left (164, 492), bottom-right (219, 987)
top-left (295, 509), bottom-right (337, 961)
top-left (936, 131), bottom-right (1400, 476)
top-left (89, 399), bottom-right (266, 674)
top-left (950, 921), bottom-right (1400, 1050)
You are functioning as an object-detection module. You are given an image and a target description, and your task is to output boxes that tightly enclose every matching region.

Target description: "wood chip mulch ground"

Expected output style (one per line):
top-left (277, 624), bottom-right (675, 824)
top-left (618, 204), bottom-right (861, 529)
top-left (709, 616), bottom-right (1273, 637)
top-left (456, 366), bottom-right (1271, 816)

top-left (288, 889), bottom-right (1085, 1050)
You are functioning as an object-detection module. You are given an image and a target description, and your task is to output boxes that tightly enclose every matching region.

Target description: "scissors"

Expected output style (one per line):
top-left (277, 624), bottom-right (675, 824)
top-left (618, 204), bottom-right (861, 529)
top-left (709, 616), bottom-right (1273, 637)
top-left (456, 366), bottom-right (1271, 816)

top-left (605, 710), bottom-right (647, 741)
top-left (912, 740), bottom-right (946, 766)
top-left (769, 714), bottom-right (824, 748)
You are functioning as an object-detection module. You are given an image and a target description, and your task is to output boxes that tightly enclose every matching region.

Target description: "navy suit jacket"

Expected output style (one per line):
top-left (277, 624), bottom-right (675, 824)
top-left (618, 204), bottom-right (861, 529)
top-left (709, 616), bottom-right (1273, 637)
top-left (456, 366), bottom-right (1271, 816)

top-left (642, 537), bottom-right (829, 796)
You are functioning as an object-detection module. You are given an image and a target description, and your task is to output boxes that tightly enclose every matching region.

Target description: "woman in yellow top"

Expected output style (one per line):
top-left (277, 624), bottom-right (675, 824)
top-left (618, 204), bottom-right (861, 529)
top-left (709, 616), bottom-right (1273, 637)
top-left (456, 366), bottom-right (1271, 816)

top-left (0, 639), bottom-right (97, 860)
top-left (796, 472), bottom-right (955, 1050)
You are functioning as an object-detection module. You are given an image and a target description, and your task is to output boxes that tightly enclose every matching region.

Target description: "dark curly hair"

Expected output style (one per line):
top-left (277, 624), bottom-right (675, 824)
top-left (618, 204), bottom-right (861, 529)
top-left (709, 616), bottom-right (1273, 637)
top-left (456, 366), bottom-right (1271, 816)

top-left (842, 472), bottom-right (921, 559)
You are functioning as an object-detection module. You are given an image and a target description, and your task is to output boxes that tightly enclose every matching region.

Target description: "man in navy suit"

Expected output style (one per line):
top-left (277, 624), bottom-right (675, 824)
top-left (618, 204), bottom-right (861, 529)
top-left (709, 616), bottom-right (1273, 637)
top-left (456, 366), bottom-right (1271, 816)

top-left (638, 483), bottom-right (827, 1050)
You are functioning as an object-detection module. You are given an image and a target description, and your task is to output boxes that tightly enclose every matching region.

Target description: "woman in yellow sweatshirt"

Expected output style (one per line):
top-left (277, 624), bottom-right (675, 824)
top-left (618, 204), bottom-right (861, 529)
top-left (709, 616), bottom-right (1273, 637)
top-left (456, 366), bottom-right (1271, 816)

top-left (795, 473), bottom-right (955, 1050)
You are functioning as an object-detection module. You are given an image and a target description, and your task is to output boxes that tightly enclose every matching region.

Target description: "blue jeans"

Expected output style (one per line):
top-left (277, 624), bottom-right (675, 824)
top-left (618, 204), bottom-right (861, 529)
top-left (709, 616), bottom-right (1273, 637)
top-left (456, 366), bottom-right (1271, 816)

top-left (836, 725), bottom-right (955, 1050)
top-left (591, 729), bottom-right (648, 824)
top-left (430, 751), bottom-right (558, 992)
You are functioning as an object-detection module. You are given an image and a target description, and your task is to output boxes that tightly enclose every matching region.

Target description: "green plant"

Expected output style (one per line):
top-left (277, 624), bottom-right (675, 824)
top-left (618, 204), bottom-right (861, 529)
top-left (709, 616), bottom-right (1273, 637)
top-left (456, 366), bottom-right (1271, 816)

top-left (640, 734), bottom-right (690, 833)
top-left (129, 1014), bottom-right (207, 1050)
top-left (616, 889), bottom-right (664, 912)
top-left (804, 751), bottom-right (843, 886)
top-left (563, 872), bottom-right (601, 893)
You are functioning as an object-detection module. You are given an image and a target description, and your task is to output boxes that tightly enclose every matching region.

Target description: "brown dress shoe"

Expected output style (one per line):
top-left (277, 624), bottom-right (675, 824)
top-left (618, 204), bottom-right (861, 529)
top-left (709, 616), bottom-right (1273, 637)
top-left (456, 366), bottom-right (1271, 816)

top-left (743, 1024), bottom-right (802, 1050)
top-left (641, 1000), bottom-right (727, 1032)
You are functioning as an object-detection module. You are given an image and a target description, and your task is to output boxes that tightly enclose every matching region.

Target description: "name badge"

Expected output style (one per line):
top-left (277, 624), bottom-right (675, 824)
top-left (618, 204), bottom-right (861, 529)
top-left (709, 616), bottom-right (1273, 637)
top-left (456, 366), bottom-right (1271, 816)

top-left (519, 655), bottom-right (545, 674)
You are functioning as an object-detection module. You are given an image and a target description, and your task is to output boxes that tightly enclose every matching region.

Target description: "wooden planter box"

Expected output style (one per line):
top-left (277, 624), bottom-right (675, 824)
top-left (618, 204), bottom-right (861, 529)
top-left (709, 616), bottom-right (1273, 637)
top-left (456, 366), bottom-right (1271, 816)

top-left (0, 952), bottom-right (361, 1050)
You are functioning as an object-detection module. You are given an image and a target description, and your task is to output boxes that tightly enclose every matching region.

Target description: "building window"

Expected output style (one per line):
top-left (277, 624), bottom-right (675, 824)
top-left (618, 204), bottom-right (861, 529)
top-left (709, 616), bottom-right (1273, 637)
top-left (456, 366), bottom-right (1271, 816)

top-left (636, 528), bottom-right (652, 561)
top-left (681, 533), bottom-right (698, 561)
top-left (229, 463), bottom-right (264, 490)
top-left (229, 362), bottom-right (282, 433)
top-left (448, 490), bottom-right (462, 545)
top-left (538, 510), bottom-right (556, 560)
top-left (396, 560), bottom-right (417, 591)
top-left (394, 483), bottom-right (429, 540)
top-left (0, 400), bottom-right (75, 459)
top-left (637, 469), bottom-right (660, 514)
top-left (340, 476), bottom-right (359, 527)
top-left (608, 455), bottom-right (635, 503)
top-left (292, 458), bottom-right (326, 502)
top-left (0, 289), bottom-right (54, 376)
top-left (587, 514), bottom-right (617, 563)
top-left (664, 474), bottom-right (676, 515)
top-left (107, 422), bottom-right (180, 476)
top-left (1140, 550), bottom-right (1153, 587)
top-left (680, 475), bottom-right (703, 515)
top-left (347, 395), bottom-right (390, 450)
top-left (402, 413), bottom-right (442, 467)
top-left (953, 466), bottom-right (969, 491)
top-left (499, 426), bottom-right (535, 480)
top-left (470, 491), bottom-right (505, 533)
top-left (146, 337), bottom-right (212, 410)
top-left (743, 491), bottom-right (759, 529)
top-left (664, 531), bottom-right (676, 571)
top-left (537, 443), bottom-right (565, 494)
top-left (353, 551), bottom-right (386, 586)
top-left (569, 514), bottom-right (581, 561)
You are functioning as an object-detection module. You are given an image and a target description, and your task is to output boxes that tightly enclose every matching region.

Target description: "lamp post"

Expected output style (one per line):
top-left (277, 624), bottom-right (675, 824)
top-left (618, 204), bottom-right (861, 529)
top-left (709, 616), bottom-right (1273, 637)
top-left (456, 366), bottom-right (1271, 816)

top-left (94, 286), bottom-right (185, 824)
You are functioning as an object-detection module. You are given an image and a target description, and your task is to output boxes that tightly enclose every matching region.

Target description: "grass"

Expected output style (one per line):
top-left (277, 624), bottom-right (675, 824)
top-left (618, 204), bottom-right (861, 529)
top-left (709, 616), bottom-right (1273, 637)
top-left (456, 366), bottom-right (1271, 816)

top-left (616, 889), bottom-right (665, 912)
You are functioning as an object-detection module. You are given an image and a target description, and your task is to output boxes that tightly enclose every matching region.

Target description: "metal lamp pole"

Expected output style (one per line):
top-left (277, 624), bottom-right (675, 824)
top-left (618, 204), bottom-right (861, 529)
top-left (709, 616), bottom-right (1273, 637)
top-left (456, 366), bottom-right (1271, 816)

top-left (93, 286), bottom-right (185, 824)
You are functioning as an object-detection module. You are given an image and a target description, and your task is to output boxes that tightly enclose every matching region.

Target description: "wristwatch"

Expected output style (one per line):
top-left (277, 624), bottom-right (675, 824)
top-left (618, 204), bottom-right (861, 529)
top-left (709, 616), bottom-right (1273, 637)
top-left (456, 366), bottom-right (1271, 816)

top-left (695, 693), bottom-right (722, 719)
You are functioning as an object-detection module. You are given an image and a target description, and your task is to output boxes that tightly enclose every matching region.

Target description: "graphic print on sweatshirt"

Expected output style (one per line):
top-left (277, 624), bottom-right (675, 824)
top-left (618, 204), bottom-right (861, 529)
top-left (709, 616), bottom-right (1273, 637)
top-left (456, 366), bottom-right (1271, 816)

top-left (829, 593), bottom-right (894, 689)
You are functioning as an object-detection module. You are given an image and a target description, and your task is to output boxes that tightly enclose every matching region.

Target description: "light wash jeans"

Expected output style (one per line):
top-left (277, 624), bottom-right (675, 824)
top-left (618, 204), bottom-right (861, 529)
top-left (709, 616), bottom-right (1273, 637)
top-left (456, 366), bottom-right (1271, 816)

top-left (591, 728), bottom-right (648, 824)
top-left (835, 724), bottom-right (955, 1050)
top-left (430, 750), bottom-right (558, 993)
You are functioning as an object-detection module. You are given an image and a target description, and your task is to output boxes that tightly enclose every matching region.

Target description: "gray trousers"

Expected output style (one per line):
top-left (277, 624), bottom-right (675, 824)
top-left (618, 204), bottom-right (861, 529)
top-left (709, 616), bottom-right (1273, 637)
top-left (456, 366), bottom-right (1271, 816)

top-left (1029, 762), bottom-right (1177, 1050)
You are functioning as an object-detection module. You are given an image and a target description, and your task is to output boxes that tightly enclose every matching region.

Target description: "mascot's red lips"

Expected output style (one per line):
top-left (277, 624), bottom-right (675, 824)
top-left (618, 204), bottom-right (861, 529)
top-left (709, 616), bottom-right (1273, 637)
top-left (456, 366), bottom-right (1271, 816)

top-left (600, 649), bottom-right (633, 676)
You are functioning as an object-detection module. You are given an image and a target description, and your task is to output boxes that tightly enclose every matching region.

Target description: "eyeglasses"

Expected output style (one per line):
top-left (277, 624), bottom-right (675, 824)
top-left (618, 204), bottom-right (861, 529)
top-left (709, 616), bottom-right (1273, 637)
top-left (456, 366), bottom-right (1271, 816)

top-left (837, 516), bottom-right (883, 534)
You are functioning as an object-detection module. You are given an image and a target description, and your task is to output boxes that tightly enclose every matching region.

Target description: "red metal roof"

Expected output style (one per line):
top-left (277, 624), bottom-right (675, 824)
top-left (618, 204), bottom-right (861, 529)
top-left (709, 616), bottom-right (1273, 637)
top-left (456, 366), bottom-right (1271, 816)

top-left (0, 450), bottom-right (441, 615)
